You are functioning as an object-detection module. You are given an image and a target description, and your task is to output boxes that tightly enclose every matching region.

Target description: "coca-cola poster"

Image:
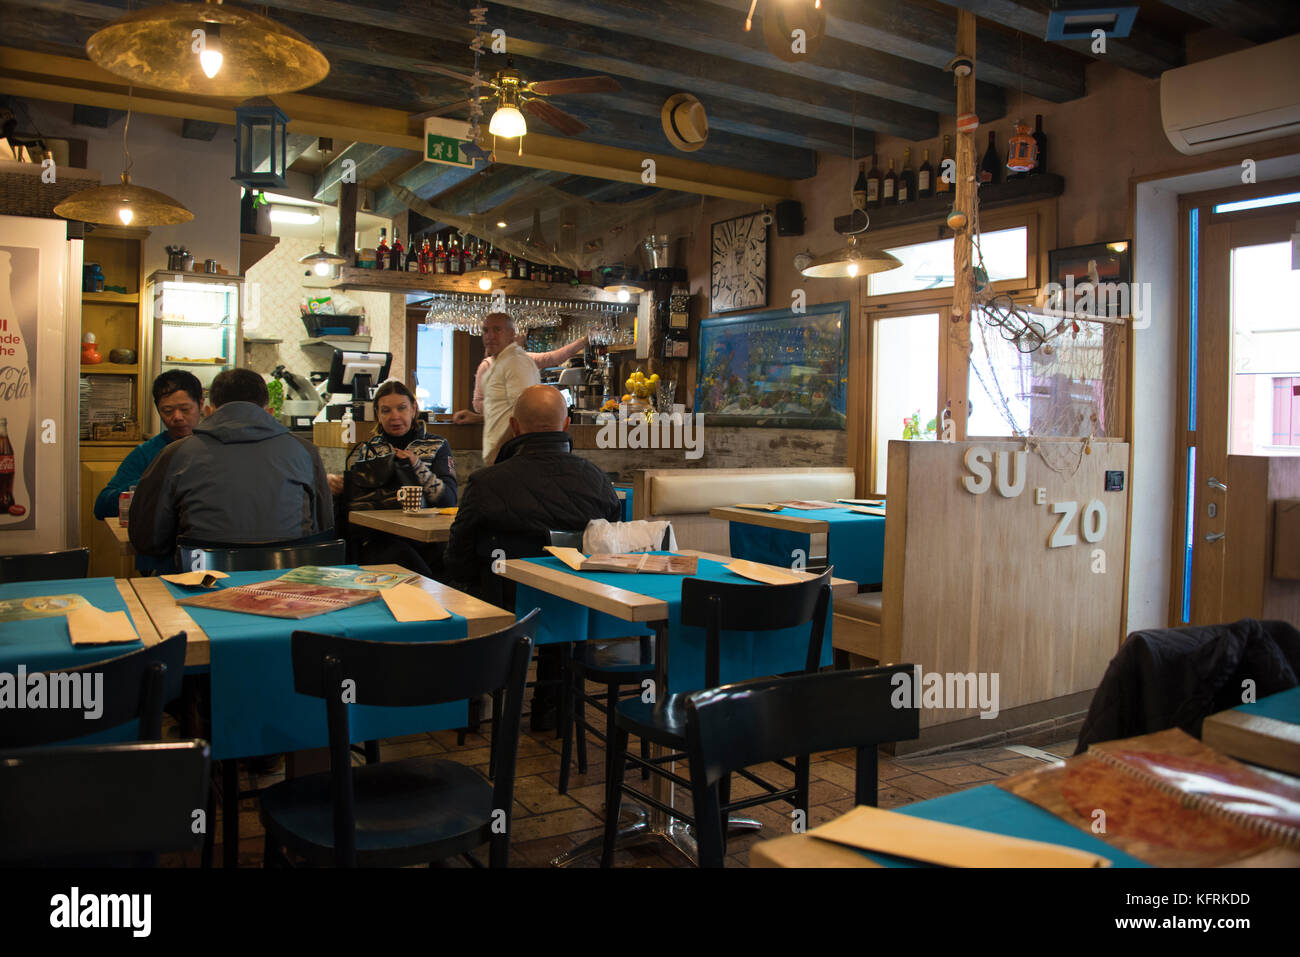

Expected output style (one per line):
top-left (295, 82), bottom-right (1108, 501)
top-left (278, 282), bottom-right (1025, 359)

top-left (0, 244), bottom-right (36, 531)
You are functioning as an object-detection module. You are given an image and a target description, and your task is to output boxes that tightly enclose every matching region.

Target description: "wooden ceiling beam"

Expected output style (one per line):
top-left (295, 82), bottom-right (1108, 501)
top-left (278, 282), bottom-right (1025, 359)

top-left (708, 0), bottom-right (1085, 102)
top-left (314, 142), bottom-right (411, 203)
top-left (251, 0), bottom-right (928, 141)
top-left (1157, 0), bottom-right (1300, 44)
top-left (933, 0), bottom-right (1183, 77)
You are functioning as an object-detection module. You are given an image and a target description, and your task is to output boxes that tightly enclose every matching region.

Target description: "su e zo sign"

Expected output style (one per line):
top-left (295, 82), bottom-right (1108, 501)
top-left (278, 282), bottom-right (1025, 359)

top-left (960, 447), bottom-right (1106, 549)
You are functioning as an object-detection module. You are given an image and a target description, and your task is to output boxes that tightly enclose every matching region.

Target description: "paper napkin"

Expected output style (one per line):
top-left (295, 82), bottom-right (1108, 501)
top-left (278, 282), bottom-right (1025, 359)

top-left (381, 583), bottom-right (451, 622)
top-left (160, 570), bottom-right (230, 588)
top-left (543, 545), bottom-right (587, 571)
top-left (67, 605), bottom-right (140, 646)
top-left (724, 558), bottom-right (805, 585)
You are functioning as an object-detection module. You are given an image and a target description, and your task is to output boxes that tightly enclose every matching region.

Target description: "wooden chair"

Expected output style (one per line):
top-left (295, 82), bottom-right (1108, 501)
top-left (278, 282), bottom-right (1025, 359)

top-left (0, 631), bottom-right (187, 747)
top-left (0, 547), bottom-right (89, 583)
top-left (600, 569), bottom-right (834, 867)
top-left (684, 664), bottom-right (920, 867)
top-left (258, 610), bottom-right (538, 867)
top-left (0, 740), bottom-right (211, 866)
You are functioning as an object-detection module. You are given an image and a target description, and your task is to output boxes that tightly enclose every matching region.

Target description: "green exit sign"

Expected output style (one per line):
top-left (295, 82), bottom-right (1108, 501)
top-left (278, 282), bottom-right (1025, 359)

top-left (424, 118), bottom-right (475, 168)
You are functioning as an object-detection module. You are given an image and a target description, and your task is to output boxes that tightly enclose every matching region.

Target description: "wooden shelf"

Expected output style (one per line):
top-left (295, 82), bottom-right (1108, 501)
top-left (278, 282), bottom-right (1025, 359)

top-left (79, 440), bottom-right (141, 448)
top-left (301, 336), bottom-right (372, 350)
top-left (240, 233), bottom-right (280, 274)
top-left (331, 266), bottom-right (627, 302)
top-left (82, 291), bottom-right (139, 304)
top-left (81, 364), bottom-right (138, 375)
top-left (244, 337), bottom-right (282, 345)
top-left (833, 173), bottom-right (1064, 234)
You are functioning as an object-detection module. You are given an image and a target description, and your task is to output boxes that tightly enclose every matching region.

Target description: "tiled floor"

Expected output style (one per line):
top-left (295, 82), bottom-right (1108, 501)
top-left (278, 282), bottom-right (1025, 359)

top-left (163, 675), bottom-right (1079, 869)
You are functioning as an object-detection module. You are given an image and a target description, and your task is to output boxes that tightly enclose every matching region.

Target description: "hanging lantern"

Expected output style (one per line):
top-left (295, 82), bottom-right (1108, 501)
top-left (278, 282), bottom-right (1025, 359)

top-left (232, 97), bottom-right (289, 189)
top-left (1006, 118), bottom-right (1038, 174)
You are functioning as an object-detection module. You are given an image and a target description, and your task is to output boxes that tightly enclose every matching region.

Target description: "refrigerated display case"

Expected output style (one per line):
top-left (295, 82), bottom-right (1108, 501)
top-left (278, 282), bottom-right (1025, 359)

top-left (147, 270), bottom-right (243, 427)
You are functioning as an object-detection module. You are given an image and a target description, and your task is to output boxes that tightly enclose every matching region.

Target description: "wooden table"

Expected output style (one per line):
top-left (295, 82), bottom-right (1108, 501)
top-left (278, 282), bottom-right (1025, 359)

top-left (1202, 690), bottom-right (1300, 776)
top-left (709, 506), bottom-right (834, 536)
top-left (103, 516), bottom-right (133, 556)
top-left (130, 563), bottom-right (511, 668)
top-left (348, 509), bottom-right (455, 543)
top-left (499, 549), bottom-right (857, 865)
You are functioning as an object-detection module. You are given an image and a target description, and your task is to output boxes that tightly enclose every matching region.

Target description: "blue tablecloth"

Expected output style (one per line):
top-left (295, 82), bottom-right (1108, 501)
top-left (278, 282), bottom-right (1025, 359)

top-left (613, 483), bottom-right (634, 523)
top-left (0, 577), bottom-right (147, 744)
top-left (514, 555), bottom-right (833, 694)
top-left (1235, 685), bottom-right (1300, 724)
top-left (168, 569), bottom-right (469, 760)
top-left (729, 507), bottom-right (886, 586)
top-left (863, 784), bottom-right (1148, 868)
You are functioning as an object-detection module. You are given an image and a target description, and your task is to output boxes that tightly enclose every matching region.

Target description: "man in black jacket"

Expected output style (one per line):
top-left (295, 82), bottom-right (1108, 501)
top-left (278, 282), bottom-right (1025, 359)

top-left (130, 368), bottom-right (334, 567)
top-left (444, 384), bottom-right (621, 728)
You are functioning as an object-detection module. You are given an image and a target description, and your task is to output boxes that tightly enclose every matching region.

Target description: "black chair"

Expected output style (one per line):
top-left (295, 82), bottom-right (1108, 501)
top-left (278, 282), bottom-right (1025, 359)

top-left (0, 740), bottom-right (211, 866)
top-left (258, 610), bottom-right (538, 867)
top-left (684, 665), bottom-right (920, 867)
top-left (601, 568), bottom-right (834, 867)
top-left (175, 536), bottom-right (346, 573)
top-left (0, 632), bottom-right (187, 748)
top-left (0, 547), bottom-right (89, 583)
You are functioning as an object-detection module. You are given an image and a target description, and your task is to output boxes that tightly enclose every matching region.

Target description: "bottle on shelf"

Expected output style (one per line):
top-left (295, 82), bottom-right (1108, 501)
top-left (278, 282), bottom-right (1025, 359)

top-left (979, 132), bottom-right (1001, 186)
top-left (375, 228), bottom-right (389, 271)
top-left (1031, 114), bottom-right (1047, 177)
top-left (898, 147), bottom-right (914, 204)
top-left (853, 161), bottom-right (868, 211)
top-left (487, 243), bottom-right (500, 273)
top-left (432, 238), bottom-right (444, 274)
top-left (936, 135), bottom-right (953, 194)
top-left (390, 228), bottom-right (404, 271)
top-left (883, 158), bottom-right (897, 204)
top-left (446, 232), bottom-right (459, 274)
top-left (474, 240), bottom-right (487, 270)
top-left (406, 239), bottom-right (420, 272)
top-left (866, 154), bottom-right (882, 208)
top-left (918, 148), bottom-right (934, 199)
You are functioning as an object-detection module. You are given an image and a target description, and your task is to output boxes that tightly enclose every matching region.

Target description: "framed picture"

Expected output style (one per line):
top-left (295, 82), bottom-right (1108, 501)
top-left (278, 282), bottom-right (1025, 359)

top-left (1048, 240), bottom-right (1132, 317)
top-left (710, 212), bottom-right (768, 313)
top-left (694, 301), bottom-right (849, 429)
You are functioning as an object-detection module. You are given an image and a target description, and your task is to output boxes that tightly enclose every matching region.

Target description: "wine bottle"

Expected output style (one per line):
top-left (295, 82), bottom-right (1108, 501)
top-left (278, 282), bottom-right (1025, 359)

top-left (936, 135), bottom-right (953, 195)
top-left (979, 132), bottom-right (1000, 186)
top-left (883, 158), bottom-right (897, 203)
top-left (853, 161), bottom-right (868, 211)
top-left (375, 228), bottom-right (389, 271)
top-left (432, 238), bottom-right (444, 275)
top-left (918, 148), bottom-right (934, 199)
top-left (1031, 114), bottom-right (1047, 177)
top-left (447, 232), bottom-right (461, 274)
top-left (390, 228), bottom-right (404, 271)
top-left (866, 154), bottom-right (882, 208)
top-left (899, 147), bottom-right (914, 204)
top-left (487, 243), bottom-right (500, 272)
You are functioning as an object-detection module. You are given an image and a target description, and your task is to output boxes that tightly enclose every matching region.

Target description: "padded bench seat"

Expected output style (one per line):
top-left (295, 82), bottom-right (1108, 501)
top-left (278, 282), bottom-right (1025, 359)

top-left (833, 592), bottom-right (883, 663)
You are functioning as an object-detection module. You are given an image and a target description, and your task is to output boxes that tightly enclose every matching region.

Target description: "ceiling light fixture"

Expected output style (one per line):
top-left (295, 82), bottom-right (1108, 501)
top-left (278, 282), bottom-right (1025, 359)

top-left (298, 243), bottom-right (347, 277)
top-left (85, 0), bottom-right (329, 97)
top-left (801, 234), bottom-right (901, 279)
top-left (268, 204), bottom-right (320, 225)
top-left (53, 105), bottom-right (192, 227)
top-left (488, 103), bottom-right (527, 139)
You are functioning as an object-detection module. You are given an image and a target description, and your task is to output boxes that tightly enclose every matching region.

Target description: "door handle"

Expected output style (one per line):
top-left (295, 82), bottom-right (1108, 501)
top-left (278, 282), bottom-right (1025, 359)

top-left (1207, 478), bottom-right (1228, 492)
top-left (1205, 531), bottom-right (1225, 543)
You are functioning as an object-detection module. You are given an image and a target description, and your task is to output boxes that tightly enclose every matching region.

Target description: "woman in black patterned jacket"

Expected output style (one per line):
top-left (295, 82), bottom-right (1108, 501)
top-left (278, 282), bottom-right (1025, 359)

top-left (327, 380), bottom-right (457, 576)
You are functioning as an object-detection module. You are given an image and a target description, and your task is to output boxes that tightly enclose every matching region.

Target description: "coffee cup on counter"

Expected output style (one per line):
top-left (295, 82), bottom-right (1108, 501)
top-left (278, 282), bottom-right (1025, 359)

top-left (397, 486), bottom-right (424, 513)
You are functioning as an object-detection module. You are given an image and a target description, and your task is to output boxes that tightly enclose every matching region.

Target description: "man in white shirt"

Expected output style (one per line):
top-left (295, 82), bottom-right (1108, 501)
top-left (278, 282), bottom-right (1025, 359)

top-left (452, 332), bottom-right (587, 423)
top-left (476, 312), bottom-right (540, 464)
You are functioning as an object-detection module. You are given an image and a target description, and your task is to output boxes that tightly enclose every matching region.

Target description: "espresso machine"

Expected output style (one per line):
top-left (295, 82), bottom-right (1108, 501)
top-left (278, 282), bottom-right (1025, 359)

top-left (556, 349), bottom-right (611, 420)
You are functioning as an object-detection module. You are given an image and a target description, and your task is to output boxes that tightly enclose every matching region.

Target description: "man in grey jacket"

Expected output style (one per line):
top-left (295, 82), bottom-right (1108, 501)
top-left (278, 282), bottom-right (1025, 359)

top-left (129, 367), bottom-right (333, 568)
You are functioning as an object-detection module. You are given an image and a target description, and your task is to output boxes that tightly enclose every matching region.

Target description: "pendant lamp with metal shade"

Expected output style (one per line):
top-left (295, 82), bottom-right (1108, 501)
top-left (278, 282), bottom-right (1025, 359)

top-left (54, 109), bottom-right (193, 227)
top-left (299, 244), bottom-right (347, 278)
top-left (85, 0), bottom-right (329, 98)
top-left (800, 231), bottom-right (901, 279)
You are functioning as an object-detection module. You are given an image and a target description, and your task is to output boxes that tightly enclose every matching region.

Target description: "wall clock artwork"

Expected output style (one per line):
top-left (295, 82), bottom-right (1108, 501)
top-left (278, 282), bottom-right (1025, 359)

top-left (710, 212), bottom-right (768, 314)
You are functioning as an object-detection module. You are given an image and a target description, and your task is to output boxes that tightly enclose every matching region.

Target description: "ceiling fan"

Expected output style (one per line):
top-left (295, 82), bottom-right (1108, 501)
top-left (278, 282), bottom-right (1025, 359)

top-left (414, 59), bottom-right (620, 138)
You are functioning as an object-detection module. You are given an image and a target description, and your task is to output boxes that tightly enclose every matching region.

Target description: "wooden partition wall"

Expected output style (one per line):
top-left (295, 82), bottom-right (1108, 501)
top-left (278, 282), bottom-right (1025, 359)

top-left (881, 439), bottom-right (1130, 743)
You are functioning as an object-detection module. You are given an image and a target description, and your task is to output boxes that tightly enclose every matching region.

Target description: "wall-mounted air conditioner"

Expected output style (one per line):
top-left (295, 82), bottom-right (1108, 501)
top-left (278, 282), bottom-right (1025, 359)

top-left (1161, 33), bottom-right (1300, 155)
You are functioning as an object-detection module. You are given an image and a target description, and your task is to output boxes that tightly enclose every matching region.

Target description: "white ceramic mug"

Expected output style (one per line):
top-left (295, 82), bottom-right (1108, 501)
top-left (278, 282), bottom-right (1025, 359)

top-left (397, 485), bottom-right (424, 513)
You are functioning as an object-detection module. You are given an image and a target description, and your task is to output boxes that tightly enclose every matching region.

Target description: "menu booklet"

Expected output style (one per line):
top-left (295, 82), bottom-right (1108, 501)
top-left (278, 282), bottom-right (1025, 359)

top-left (273, 567), bottom-right (418, 590)
top-left (545, 547), bottom-right (698, 575)
top-left (998, 727), bottom-right (1300, 867)
top-left (177, 581), bottom-right (381, 619)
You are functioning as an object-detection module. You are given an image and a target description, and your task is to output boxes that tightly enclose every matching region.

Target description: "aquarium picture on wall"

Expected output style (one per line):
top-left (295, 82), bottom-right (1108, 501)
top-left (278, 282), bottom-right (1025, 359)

top-left (694, 301), bottom-right (849, 429)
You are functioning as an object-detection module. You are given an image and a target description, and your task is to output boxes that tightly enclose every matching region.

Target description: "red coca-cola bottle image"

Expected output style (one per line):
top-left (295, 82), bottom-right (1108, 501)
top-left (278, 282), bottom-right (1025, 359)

top-left (0, 418), bottom-right (14, 510)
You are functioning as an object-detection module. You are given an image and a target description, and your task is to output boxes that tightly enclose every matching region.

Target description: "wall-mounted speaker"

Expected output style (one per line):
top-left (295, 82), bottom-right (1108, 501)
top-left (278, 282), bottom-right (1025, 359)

top-left (775, 200), bottom-right (804, 236)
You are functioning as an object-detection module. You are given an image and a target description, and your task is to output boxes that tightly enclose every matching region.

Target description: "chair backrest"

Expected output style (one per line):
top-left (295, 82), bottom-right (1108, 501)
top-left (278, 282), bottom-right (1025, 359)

top-left (685, 664), bottom-right (919, 867)
top-left (0, 547), bottom-right (90, 583)
top-left (0, 632), bottom-right (187, 748)
top-left (176, 538), bottom-right (346, 572)
top-left (0, 740), bottom-right (211, 865)
top-left (547, 529), bottom-right (585, 549)
top-left (289, 609), bottom-right (539, 866)
top-left (680, 567), bottom-right (834, 688)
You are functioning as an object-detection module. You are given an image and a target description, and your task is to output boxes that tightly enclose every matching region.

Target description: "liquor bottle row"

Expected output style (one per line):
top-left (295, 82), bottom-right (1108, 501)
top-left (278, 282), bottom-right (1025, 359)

top-left (852, 114), bottom-right (1049, 210)
top-left (369, 228), bottom-right (580, 283)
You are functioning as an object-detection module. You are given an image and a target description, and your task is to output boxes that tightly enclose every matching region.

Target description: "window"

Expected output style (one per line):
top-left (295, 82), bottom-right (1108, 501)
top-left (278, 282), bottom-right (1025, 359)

top-left (867, 226), bottom-right (1029, 297)
top-left (1229, 240), bottom-right (1300, 455)
top-left (413, 324), bottom-right (454, 413)
top-left (871, 312), bottom-right (939, 493)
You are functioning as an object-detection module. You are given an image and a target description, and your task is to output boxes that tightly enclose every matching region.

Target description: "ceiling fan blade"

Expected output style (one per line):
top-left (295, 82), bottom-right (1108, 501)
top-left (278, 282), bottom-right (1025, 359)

top-left (409, 99), bottom-right (473, 121)
top-left (526, 76), bottom-right (622, 96)
top-left (419, 62), bottom-right (480, 86)
top-left (523, 98), bottom-right (587, 136)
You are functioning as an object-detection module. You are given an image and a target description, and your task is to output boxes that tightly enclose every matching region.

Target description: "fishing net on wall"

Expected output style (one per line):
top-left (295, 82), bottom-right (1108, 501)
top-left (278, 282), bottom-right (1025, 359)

top-left (389, 178), bottom-right (702, 274)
